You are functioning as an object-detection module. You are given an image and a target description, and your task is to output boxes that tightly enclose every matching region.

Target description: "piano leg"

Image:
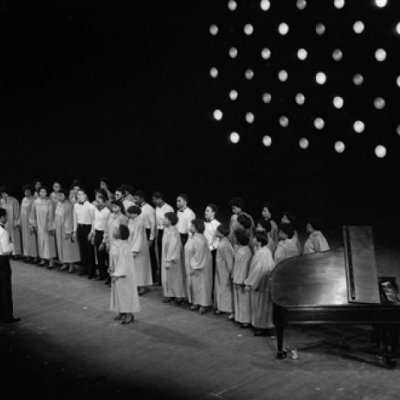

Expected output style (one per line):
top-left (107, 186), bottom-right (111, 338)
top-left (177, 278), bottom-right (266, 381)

top-left (377, 325), bottom-right (397, 369)
top-left (276, 323), bottom-right (287, 359)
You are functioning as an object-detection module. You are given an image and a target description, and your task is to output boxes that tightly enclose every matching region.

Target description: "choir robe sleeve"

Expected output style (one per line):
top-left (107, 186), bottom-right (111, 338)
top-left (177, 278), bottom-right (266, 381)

top-left (220, 241), bottom-right (234, 275)
top-left (64, 202), bottom-right (74, 235)
top-left (165, 229), bottom-right (181, 264)
top-left (13, 197), bottom-right (21, 226)
top-left (233, 247), bottom-right (252, 284)
top-left (113, 244), bottom-right (131, 277)
top-left (187, 209), bottom-right (196, 233)
top-left (149, 208), bottom-right (156, 241)
top-left (29, 201), bottom-right (37, 229)
top-left (73, 204), bottom-right (78, 233)
top-left (47, 200), bottom-right (55, 231)
top-left (313, 233), bottom-right (330, 252)
top-left (244, 249), bottom-right (274, 291)
top-left (131, 219), bottom-right (144, 254)
top-left (190, 235), bottom-right (209, 270)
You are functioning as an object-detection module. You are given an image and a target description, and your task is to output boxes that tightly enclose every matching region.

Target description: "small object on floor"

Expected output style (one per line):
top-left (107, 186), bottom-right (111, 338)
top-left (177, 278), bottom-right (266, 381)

top-left (59, 264), bottom-right (68, 272)
top-left (114, 313), bottom-right (125, 321)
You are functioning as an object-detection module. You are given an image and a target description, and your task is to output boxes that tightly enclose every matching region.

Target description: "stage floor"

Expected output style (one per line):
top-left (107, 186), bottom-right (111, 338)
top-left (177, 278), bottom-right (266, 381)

top-left (1, 248), bottom-right (400, 400)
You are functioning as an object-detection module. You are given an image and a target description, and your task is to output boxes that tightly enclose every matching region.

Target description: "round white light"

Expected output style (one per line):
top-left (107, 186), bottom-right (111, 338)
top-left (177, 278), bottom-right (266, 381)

top-left (279, 116), bottom-right (289, 127)
top-left (396, 125), bottom-right (400, 135)
top-left (396, 22), bottom-right (400, 35)
top-left (316, 72), bottom-right (327, 85)
top-left (245, 69), bottom-right (254, 80)
top-left (397, 76), bottom-right (400, 87)
top-left (297, 48), bottom-right (308, 61)
top-left (229, 47), bottom-right (238, 59)
top-left (375, 145), bottom-right (387, 158)
top-left (262, 135), bottom-right (272, 147)
top-left (314, 117), bottom-right (325, 130)
top-left (229, 90), bottom-right (238, 101)
top-left (299, 138), bottom-right (309, 149)
top-left (353, 120), bottom-right (365, 133)
top-left (244, 24), bottom-right (254, 35)
top-left (334, 141), bottom-right (345, 153)
top-left (374, 97), bottom-right (386, 109)
top-left (332, 49), bottom-right (343, 61)
top-left (353, 21), bottom-right (365, 34)
top-left (246, 112), bottom-right (255, 124)
top-left (210, 67), bottom-right (218, 78)
top-left (334, 0), bottom-right (345, 9)
top-left (375, 0), bottom-right (388, 8)
top-left (297, 0), bottom-right (307, 10)
top-left (278, 70), bottom-right (288, 82)
top-left (375, 48), bottom-right (387, 62)
top-left (228, 0), bottom-right (237, 11)
top-left (209, 24), bottom-right (218, 36)
top-left (260, 0), bottom-right (271, 11)
top-left (262, 92), bottom-right (272, 103)
top-left (316, 23), bottom-right (326, 35)
top-left (213, 109), bottom-right (223, 121)
top-left (295, 93), bottom-right (305, 105)
top-left (261, 48), bottom-right (271, 60)
top-left (333, 96), bottom-right (344, 109)
top-left (353, 73), bottom-right (364, 86)
top-left (278, 23), bottom-right (289, 35)
top-left (230, 132), bottom-right (240, 144)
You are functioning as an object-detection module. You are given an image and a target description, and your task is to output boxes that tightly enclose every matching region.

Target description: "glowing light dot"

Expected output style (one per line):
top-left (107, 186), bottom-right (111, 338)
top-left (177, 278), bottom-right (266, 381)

top-left (209, 67), bottom-right (218, 78)
top-left (353, 21), bottom-right (365, 34)
top-left (213, 109), bottom-right (223, 121)
top-left (332, 49), bottom-right (343, 61)
top-left (229, 47), bottom-right (238, 59)
top-left (333, 96), bottom-right (344, 109)
top-left (297, 0), bottom-right (307, 10)
top-left (295, 93), bottom-right (305, 105)
top-left (375, 48), bottom-right (387, 61)
top-left (260, 0), bottom-right (271, 11)
top-left (353, 120), bottom-right (365, 133)
top-left (278, 70), bottom-right (288, 82)
top-left (228, 0), bottom-right (237, 11)
top-left (229, 90), bottom-right (238, 101)
top-left (314, 118), bottom-right (325, 130)
top-left (374, 97), bottom-right (386, 109)
top-left (316, 72), bottom-right (327, 85)
top-left (299, 138), bottom-right (309, 149)
top-left (334, 0), bottom-right (345, 9)
top-left (396, 22), bottom-right (400, 35)
top-left (246, 112), bottom-right (255, 124)
top-left (334, 141), bottom-right (345, 153)
top-left (375, 0), bottom-right (388, 8)
top-left (261, 48), bottom-right (271, 60)
top-left (278, 23), bottom-right (289, 35)
top-left (396, 125), bottom-right (400, 135)
top-left (262, 135), bottom-right (272, 147)
top-left (209, 24), bottom-right (218, 36)
top-left (279, 116), bottom-right (289, 127)
top-left (245, 69), bottom-right (254, 80)
top-left (297, 48), bottom-right (308, 61)
top-left (316, 23), bottom-right (326, 35)
top-left (230, 132), bottom-right (240, 144)
top-left (353, 74), bottom-right (364, 86)
top-left (262, 92), bottom-right (272, 103)
top-left (375, 145), bottom-right (387, 158)
top-left (397, 76), bottom-right (400, 87)
top-left (244, 24), bottom-right (254, 35)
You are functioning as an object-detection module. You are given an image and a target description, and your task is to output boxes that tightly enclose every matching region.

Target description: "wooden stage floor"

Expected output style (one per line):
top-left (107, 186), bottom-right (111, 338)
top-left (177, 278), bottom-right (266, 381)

top-left (1, 249), bottom-right (400, 400)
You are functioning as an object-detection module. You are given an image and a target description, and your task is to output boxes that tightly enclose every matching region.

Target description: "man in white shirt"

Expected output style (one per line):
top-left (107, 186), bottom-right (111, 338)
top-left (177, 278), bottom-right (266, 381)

top-left (73, 189), bottom-right (95, 278)
top-left (115, 185), bottom-right (135, 213)
top-left (176, 193), bottom-right (196, 246)
top-left (152, 191), bottom-right (174, 281)
top-left (133, 190), bottom-right (158, 284)
top-left (0, 208), bottom-right (20, 323)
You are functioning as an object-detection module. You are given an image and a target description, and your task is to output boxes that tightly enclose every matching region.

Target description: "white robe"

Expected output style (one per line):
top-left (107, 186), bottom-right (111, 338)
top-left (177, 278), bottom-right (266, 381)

top-left (184, 236), bottom-right (195, 303)
top-left (303, 231), bottom-right (330, 254)
top-left (0, 196), bottom-right (22, 255)
top-left (244, 246), bottom-right (275, 329)
top-left (161, 226), bottom-right (186, 298)
top-left (110, 240), bottom-right (140, 314)
top-left (214, 237), bottom-right (234, 313)
top-left (104, 213), bottom-right (128, 252)
top-left (20, 197), bottom-right (38, 258)
top-left (233, 245), bottom-right (252, 324)
top-left (274, 238), bottom-right (299, 265)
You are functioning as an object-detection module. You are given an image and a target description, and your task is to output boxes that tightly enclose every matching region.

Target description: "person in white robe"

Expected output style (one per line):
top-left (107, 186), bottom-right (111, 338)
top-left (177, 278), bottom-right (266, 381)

top-left (20, 185), bottom-right (38, 263)
top-left (0, 187), bottom-right (22, 257)
top-left (232, 228), bottom-right (252, 327)
top-left (244, 232), bottom-right (275, 336)
top-left (303, 218), bottom-right (330, 254)
top-left (187, 219), bottom-right (213, 314)
top-left (54, 189), bottom-right (80, 272)
top-left (228, 197), bottom-right (254, 245)
top-left (256, 219), bottom-right (278, 256)
top-left (261, 202), bottom-right (279, 244)
top-left (50, 181), bottom-right (61, 203)
top-left (274, 223), bottom-right (300, 265)
top-left (29, 187), bottom-right (56, 267)
top-left (126, 205), bottom-right (153, 294)
top-left (281, 211), bottom-right (302, 254)
top-left (161, 212), bottom-right (186, 303)
top-left (184, 232), bottom-right (195, 304)
top-left (110, 224), bottom-right (140, 324)
top-left (214, 224), bottom-right (234, 317)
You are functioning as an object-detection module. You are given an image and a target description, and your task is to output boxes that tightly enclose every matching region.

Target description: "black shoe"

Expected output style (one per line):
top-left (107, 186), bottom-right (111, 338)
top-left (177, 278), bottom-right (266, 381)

top-left (1, 317), bottom-right (21, 323)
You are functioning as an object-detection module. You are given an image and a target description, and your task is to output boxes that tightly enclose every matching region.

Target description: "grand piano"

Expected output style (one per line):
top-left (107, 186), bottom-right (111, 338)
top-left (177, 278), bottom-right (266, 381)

top-left (270, 226), bottom-right (400, 367)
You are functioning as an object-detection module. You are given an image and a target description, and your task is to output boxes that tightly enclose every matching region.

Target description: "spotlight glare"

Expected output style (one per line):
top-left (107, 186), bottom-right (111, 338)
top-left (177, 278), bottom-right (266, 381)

top-left (278, 70), bottom-right (288, 82)
top-left (332, 49), bottom-right (343, 61)
top-left (333, 96), bottom-right (344, 109)
top-left (397, 76), bottom-right (400, 87)
top-left (262, 135), bottom-right (272, 147)
top-left (213, 109), bottom-right (223, 121)
top-left (314, 117), bottom-right (325, 130)
top-left (229, 89), bottom-right (238, 101)
top-left (261, 47), bottom-right (271, 60)
top-left (295, 93), bottom-right (305, 105)
top-left (279, 116), bottom-right (289, 127)
top-left (353, 21), bottom-right (365, 34)
top-left (374, 97), bottom-right (386, 109)
top-left (334, 141), bottom-right (345, 153)
top-left (375, 48), bottom-right (387, 61)
top-left (229, 47), bottom-right (238, 59)
top-left (396, 125), bottom-right (400, 135)
top-left (209, 67), bottom-right (218, 78)
top-left (262, 92), bottom-right (272, 103)
top-left (228, 0), bottom-right (237, 11)
top-left (396, 22), bottom-right (400, 35)
top-left (278, 23), bottom-right (289, 35)
top-left (375, 145), bottom-right (387, 158)
top-left (297, 0), bottom-right (307, 10)
top-left (260, 0), bottom-right (271, 11)
top-left (297, 48), bottom-right (308, 61)
top-left (353, 73), bottom-right (364, 86)
top-left (353, 120), bottom-right (365, 133)
top-left (246, 112), bottom-right (255, 124)
top-left (244, 24), bottom-right (254, 35)
top-left (334, 0), bottom-right (345, 9)
top-left (229, 132), bottom-right (240, 144)
top-left (245, 69), bottom-right (254, 80)
top-left (375, 0), bottom-right (388, 8)
top-left (316, 23), bottom-right (326, 35)
top-left (316, 72), bottom-right (327, 85)
top-left (299, 137), bottom-right (309, 149)
top-left (209, 24), bottom-right (218, 36)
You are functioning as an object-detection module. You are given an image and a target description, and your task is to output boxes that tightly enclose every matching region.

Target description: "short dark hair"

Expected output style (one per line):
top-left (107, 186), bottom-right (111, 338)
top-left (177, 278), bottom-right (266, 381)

top-left (152, 191), bottom-right (164, 200)
top-left (191, 218), bottom-right (205, 234)
top-left (257, 219), bottom-right (272, 233)
top-left (96, 193), bottom-right (106, 203)
top-left (0, 186), bottom-right (10, 195)
top-left (71, 179), bottom-right (81, 188)
top-left (0, 208), bottom-right (7, 218)
top-left (177, 193), bottom-right (189, 202)
top-left (134, 190), bottom-right (145, 199)
top-left (263, 202), bottom-right (276, 216)
top-left (282, 211), bottom-right (296, 223)
top-left (111, 200), bottom-right (126, 214)
top-left (23, 184), bottom-right (34, 194)
top-left (234, 228), bottom-right (249, 246)
top-left (94, 188), bottom-right (108, 201)
top-left (116, 185), bottom-right (126, 193)
top-left (229, 197), bottom-right (245, 209)
top-left (207, 203), bottom-right (219, 215)
top-left (127, 205), bottom-right (142, 216)
top-left (119, 224), bottom-right (130, 241)
top-left (254, 231), bottom-right (269, 246)
top-left (308, 217), bottom-right (323, 231)
top-left (217, 224), bottom-right (230, 237)
top-left (59, 188), bottom-right (69, 197)
top-left (99, 176), bottom-right (111, 186)
top-left (279, 223), bottom-right (295, 239)
top-left (164, 212), bottom-right (178, 226)
top-left (238, 214), bottom-right (252, 230)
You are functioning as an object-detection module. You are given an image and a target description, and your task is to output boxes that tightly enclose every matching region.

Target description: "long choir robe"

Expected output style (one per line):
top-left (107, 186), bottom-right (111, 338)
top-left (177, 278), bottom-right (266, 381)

top-left (161, 226), bottom-right (186, 298)
top-left (104, 213), bottom-right (128, 252)
top-left (244, 246), bottom-right (275, 329)
top-left (274, 238), bottom-right (299, 265)
top-left (128, 216), bottom-right (153, 287)
top-left (0, 196), bottom-right (22, 255)
top-left (20, 196), bottom-right (38, 258)
top-left (54, 200), bottom-right (80, 264)
top-left (110, 239), bottom-right (140, 314)
top-left (303, 231), bottom-right (330, 254)
top-left (214, 237), bottom-right (234, 313)
top-left (184, 235), bottom-right (195, 303)
top-left (267, 234), bottom-right (277, 258)
top-left (29, 198), bottom-right (56, 259)
top-left (189, 233), bottom-right (213, 307)
top-left (233, 245), bottom-right (252, 324)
